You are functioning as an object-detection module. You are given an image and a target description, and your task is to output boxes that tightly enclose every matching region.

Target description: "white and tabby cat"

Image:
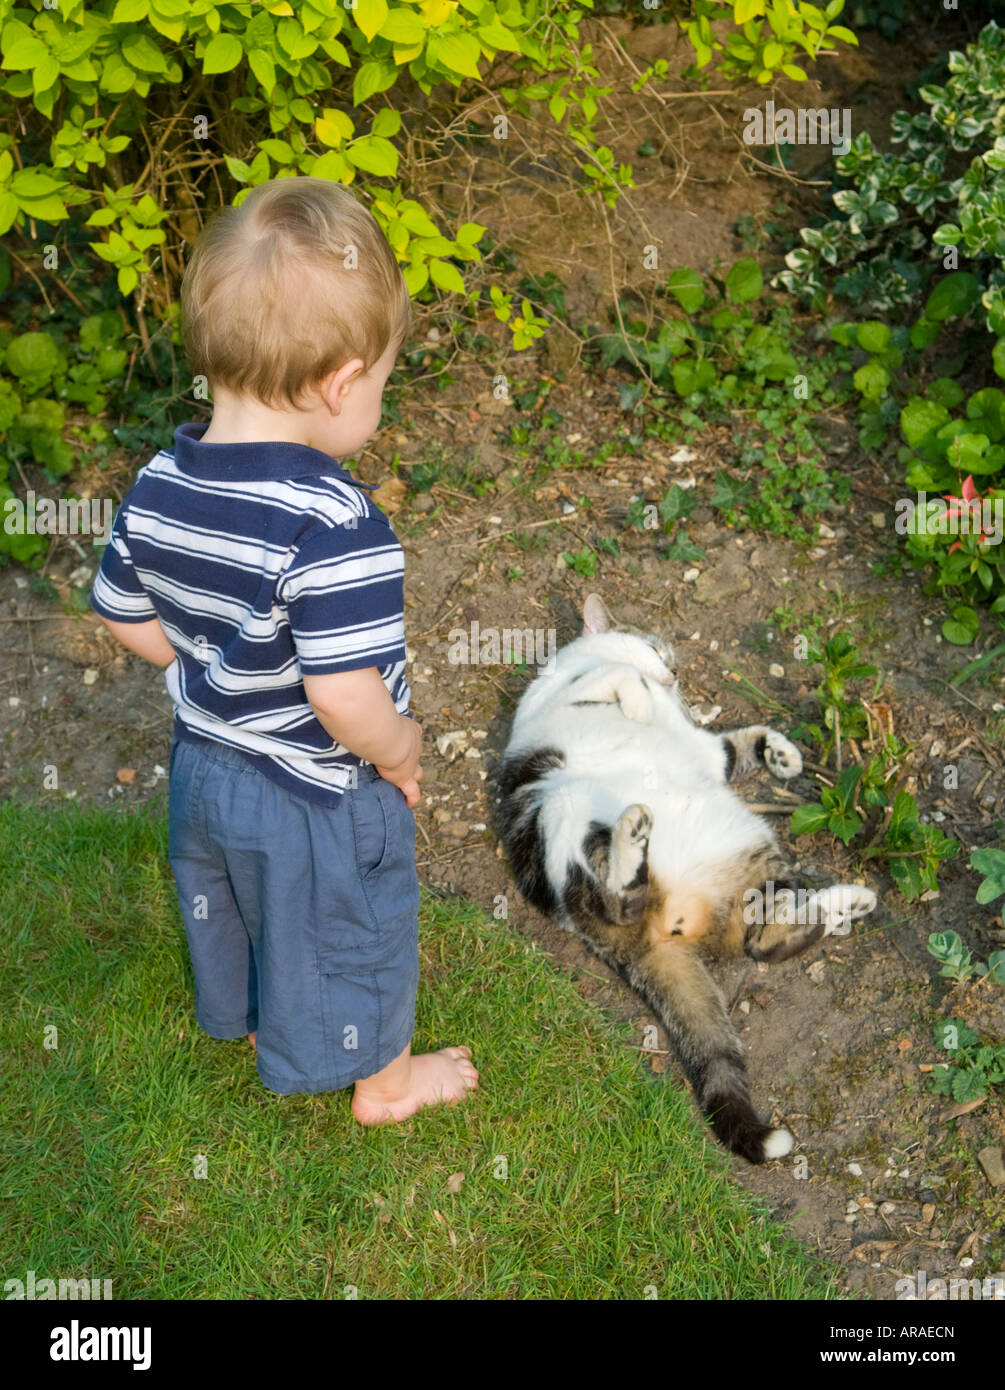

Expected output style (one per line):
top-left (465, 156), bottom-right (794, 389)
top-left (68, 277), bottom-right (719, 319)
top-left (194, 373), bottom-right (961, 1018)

top-left (497, 593), bottom-right (876, 1164)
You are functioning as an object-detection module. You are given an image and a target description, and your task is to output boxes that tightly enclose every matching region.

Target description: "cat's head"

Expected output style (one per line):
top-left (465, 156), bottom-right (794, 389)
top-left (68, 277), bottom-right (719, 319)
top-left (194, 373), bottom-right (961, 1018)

top-left (581, 593), bottom-right (677, 688)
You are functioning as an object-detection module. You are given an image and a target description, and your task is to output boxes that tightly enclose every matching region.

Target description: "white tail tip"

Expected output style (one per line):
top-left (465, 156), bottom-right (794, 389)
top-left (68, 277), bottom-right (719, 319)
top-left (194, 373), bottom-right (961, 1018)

top-left (762, 1127), bottom-right (795, 1160)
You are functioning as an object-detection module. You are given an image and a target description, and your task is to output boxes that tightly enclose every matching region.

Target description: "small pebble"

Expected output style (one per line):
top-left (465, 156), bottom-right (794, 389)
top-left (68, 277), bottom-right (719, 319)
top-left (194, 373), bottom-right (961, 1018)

top-left (683, 568), bottom-right (700, 582)
top-left (82, 669), bottom-right (98, 685)
top-left (847, 1162), bottom-right (863, 1177)
top-left (769, 663), bottom-right (785, 678)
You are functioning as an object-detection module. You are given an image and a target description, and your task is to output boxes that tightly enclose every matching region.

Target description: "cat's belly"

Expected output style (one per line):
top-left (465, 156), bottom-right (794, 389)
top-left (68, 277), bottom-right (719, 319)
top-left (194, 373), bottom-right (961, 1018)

top-left (556, 734), bottom-right (772, 880)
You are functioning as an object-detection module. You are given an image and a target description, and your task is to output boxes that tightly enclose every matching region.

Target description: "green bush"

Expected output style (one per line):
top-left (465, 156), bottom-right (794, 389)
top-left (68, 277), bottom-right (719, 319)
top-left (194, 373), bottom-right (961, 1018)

top-left (777, 22), bottom-right (1005, 635)
top-left (0, 0), bottom-right (860, 566)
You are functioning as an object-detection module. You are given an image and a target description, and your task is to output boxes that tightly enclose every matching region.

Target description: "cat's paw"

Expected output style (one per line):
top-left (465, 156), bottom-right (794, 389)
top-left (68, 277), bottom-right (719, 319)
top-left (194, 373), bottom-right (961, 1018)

top-left (810, 884), bottom-right (877, 938)
top-left (616, 802), bottom-right (653, 847)
top-left (617, 679), bottom-right (654, 724)
top-left (763, 731), bottom-right (802, 780)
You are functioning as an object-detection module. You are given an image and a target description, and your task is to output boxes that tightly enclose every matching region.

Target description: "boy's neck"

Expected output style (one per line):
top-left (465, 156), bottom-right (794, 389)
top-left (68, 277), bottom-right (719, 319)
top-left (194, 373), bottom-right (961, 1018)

top-left (199, 388), bottom-right (321, 450)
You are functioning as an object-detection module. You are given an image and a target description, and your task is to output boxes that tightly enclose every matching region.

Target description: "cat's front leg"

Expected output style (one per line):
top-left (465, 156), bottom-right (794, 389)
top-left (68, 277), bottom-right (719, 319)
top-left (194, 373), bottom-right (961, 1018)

top-left (568, 665), bottom-right (654, 724)
top-left (719, 725), bottom-right (802, 781)
top-left (570, 803), bottom-right (653, 926)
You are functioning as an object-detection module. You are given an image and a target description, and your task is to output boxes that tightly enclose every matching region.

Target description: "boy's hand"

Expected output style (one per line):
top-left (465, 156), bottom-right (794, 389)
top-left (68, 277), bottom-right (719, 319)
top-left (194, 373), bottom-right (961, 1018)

top-left (375, 716), bottom-right (423, 808)
top-left (303, 668), bottom-right (423, 806)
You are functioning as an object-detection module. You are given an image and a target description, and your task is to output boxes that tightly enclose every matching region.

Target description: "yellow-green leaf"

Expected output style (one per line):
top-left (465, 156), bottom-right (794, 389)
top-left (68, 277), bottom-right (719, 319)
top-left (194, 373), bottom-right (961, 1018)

top-left (429, 257), bottom-right (464, 293)
top-left (346, 135), bottom-right (398, 177)
top-left (316, 117), bottom-right (347, 147)
top-left (378, 8), bottom-right (426, 44)
top-left (202, 33), bottom-right (243, 75)
top-left (403, 259), bottom-right (429, 295)
top-left (428, 32), bottom-right (482, 80)
top-left (476, 22), bottom-right (522, 53)
top-left (355, 0), bottom-right (389, 43)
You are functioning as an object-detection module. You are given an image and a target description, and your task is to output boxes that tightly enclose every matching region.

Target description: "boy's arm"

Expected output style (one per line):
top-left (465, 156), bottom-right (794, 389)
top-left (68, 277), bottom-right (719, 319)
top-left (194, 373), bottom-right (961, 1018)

top-left (303, 667), bottom-right (422, 807)
top-left (97, 614), bottom-right (177, 668)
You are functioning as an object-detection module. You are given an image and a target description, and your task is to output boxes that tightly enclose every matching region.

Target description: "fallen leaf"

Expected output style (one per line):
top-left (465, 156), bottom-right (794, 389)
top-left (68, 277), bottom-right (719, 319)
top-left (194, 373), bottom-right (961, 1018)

top-left (446, 1172), bottom-right (465, 1193)
top-left (116, 768), bottom-right (136, 785)
top-left (938, 1098), bottom-right (985, 1122)
top-left (371, 475), bottom-right (408, 514)
top-left (897, 1037), bottom-right (912, 1053)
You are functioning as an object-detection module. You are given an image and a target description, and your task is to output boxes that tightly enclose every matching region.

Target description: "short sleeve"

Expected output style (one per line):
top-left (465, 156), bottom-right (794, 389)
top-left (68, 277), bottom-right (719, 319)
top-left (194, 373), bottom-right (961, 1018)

top-left (90, 501), bottom-right (158, 623)
top-left (281, 513), bottom-right (406, 674)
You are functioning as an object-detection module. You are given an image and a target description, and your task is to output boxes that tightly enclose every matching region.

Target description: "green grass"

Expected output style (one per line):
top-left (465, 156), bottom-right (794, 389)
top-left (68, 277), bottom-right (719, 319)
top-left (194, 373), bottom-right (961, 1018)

top-left (1, 799), bottom-right (837, 1299)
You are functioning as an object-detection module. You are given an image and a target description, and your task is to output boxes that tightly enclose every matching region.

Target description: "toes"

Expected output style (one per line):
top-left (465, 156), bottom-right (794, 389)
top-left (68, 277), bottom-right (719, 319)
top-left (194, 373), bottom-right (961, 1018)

top-left (620, 803), bottom-right (653, 843)
top-left (815, 884), bottom-right (877, 936)
top-left (444, 1045), bottom-right (473, 1060)
top-left (765, 736), bottom-right (802, 779)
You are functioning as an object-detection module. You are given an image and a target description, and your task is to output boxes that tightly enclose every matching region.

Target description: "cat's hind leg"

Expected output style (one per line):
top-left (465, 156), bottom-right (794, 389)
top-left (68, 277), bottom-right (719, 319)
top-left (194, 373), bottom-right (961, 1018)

top-left (715, 849), bottom-right (878, 962)
top-left (720, 726), bottom-right (802, 781)
top-left (742, 881), bottom-right (877, 961)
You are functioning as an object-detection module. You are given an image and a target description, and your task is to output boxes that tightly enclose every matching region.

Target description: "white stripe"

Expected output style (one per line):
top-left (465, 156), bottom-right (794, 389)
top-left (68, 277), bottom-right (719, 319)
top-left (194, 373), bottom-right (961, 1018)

top-left (147, 453), bottom-right (368, 522)
top-left (92, 570), bottom-right (156, 619)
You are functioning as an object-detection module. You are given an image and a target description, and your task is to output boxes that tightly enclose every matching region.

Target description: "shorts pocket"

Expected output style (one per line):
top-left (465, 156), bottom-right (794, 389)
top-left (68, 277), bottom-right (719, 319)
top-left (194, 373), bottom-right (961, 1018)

top-left (359, 779), bottom-right (420, 936)
top-left (314, 782), bottom-right (391, 972)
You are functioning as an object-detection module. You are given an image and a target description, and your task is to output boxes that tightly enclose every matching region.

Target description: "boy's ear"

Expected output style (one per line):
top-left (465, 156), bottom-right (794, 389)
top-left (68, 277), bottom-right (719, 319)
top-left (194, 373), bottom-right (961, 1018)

top-left (319, 358), bottom-right (365, 415)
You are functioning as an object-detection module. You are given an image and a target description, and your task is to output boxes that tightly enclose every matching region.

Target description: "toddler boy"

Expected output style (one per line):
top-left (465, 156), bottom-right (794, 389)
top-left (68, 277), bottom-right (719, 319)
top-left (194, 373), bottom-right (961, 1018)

top-left (90, 177), bottom-right (477, 1122)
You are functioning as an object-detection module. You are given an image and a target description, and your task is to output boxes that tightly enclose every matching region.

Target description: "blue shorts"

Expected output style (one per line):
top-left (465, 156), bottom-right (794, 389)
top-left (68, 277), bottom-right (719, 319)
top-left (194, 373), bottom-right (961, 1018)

top-left (167, 735), bottom-right (420, 1095)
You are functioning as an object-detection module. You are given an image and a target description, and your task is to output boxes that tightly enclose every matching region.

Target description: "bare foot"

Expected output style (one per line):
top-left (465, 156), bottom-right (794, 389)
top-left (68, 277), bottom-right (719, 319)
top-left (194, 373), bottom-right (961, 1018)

top-left (352, 1046), bottom-right (478, 1125)
top-left (248, 1032), bottom-right (257, 1050)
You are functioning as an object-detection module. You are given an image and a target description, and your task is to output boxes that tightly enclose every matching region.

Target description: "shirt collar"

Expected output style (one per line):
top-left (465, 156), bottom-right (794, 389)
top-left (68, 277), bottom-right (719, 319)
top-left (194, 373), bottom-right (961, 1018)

top-left (170, 421), bottom-right (377, 489)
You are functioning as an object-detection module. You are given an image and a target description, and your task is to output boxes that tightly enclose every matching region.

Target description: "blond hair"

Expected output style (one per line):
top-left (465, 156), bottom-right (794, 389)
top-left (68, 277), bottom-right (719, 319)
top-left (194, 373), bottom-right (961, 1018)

top-left (180, 177), bottom-right (411, 410)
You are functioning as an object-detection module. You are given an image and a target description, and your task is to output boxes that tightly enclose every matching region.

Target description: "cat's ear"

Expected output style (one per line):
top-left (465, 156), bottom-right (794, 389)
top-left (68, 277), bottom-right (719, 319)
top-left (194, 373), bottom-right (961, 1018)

top-left (583, 593), bottom-right (614, 634)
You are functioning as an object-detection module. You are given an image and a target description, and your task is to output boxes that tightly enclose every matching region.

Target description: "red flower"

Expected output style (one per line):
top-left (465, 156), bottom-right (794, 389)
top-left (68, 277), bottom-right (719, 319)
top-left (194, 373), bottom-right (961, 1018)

top-left (942, 475), bottom-right (992, 553)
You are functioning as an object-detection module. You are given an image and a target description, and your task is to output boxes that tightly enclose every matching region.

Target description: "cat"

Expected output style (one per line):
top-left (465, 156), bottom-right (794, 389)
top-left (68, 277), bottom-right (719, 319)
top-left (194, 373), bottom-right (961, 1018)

top-left (497, 593), bottom-right (877, 1164)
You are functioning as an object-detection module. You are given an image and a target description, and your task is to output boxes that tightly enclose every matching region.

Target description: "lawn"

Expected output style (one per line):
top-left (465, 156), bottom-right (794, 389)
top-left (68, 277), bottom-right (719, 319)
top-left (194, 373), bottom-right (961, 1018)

top-left (1, 797), bottom-right (835, 1300)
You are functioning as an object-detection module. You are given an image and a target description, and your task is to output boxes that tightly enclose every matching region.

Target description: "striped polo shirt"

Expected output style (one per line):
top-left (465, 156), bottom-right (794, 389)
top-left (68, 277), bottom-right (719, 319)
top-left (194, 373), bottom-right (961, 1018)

top-left (90, 421), bottom-right (410, 807)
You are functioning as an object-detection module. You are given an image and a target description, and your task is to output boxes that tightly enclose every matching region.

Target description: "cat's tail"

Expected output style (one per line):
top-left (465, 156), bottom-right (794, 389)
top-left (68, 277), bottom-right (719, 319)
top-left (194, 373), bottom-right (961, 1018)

top-left (621, 937), bottom-right (793, 1164)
